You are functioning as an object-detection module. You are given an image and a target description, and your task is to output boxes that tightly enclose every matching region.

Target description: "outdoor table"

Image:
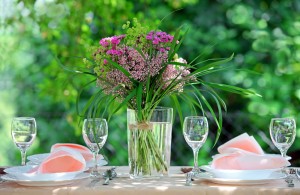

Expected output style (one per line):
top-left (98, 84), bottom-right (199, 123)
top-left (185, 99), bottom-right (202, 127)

top-left (0, 166), bottom-right (299, 195)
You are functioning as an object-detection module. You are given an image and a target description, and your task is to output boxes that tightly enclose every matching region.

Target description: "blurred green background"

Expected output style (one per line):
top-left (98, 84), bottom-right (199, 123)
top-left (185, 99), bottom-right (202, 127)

top-left (0, 0), bottom-right (299, 167)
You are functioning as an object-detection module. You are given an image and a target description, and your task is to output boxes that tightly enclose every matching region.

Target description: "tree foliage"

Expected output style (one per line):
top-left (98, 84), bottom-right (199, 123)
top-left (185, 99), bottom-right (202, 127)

top-left (0, 0), bottom-right (299, 166)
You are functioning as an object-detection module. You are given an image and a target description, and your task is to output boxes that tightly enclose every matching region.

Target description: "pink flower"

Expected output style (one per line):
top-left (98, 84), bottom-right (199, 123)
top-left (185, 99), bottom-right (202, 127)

top-left (99, 35), bottom-right (125, 47)
top-left (152, 38), bottom-right (160, 45)
top-left (146, 31), bottom-right (174, 44)
top-left (106, 49), bottom-right (123, 56)
top-left (159, 48), bottom-right (166, 52)
top-left (111, 36), bottom-right (121, 45)
top-left (113, 35), bottom-right (125, 44)
top-left (146, 31), bottom-right (155, 40)
top-left (99, 38), bottom-right (111, 47)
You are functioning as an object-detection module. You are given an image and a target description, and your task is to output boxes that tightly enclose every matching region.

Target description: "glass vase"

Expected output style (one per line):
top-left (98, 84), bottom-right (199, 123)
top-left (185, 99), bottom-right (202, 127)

top-left (127, 107), bottom-right (173, 179)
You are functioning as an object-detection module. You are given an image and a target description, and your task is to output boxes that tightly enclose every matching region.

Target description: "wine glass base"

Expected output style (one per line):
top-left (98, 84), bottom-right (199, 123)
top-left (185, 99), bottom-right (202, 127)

top-left (189, 168), bottom-right (213, 179)
top-left (90, 171), bottom-right (102, 179)
top-left (193, 171), bottom-right (213, 179)
top-left (285, 156), bottom-right (292, 161)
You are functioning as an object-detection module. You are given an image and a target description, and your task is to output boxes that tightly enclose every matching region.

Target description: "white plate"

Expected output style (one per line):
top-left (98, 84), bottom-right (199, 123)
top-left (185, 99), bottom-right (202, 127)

top-left (201, 165), bottom-right (281, 180)
top-left (196, 172), bottom-right (286, 185)
top-left (27, 153), bottom-right (107, 167)
top-left (4, 165), bottom-right (85, 181)
top-left (1, 172), bottom-right (89, 186)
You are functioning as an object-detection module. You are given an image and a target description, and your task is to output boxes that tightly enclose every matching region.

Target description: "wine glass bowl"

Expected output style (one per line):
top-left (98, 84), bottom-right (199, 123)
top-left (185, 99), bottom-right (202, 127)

top-left (269, 117), bottom-right (296, 159)
top-left (11, 117), bottom-right (37, 166)
top-left (183, 116), bottom-right (209, 175)
top-left (82, 118), bottom-right (108, 178)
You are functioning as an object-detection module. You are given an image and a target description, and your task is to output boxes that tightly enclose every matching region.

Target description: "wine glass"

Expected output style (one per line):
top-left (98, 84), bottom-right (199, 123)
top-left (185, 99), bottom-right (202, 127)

top-left (183, 116), bottom-right (209, 175)
top-left (82, 118), bottom-right (108, 178)
top-left (11, 117), bottom-right (37, 166)
top-left (270, 117), bottom-right (296, 159)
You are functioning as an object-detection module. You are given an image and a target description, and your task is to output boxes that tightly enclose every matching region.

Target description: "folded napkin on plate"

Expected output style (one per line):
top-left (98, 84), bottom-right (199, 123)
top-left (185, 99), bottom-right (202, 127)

top-left (211, 133), bottom-right (290, 170)
top-left (29, 147), bottom-right (86, 174)
top-left (51, 143), bottom-right (94, 162)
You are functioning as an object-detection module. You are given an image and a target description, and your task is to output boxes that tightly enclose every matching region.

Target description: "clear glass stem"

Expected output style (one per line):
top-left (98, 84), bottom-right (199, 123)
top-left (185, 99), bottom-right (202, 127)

top-left (20, 149), bottom-right (27, 166)
top-left (280, 149), bottom-right (287, 158)
top-left (94, 151), bottom-right (98, 169)
top-left (92, 151), bottom-right (98, 172)
top-left (90, 150), bottom-right (101, 178)
top-left (192, 148), bottom-right (199, 173)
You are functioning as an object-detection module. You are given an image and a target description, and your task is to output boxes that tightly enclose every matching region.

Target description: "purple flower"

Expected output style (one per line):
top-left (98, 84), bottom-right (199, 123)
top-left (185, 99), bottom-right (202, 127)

top-left (146, 31), bottom-right (155, 40)
top-left (99, 35), bottom-right (125, 47)
top-left (99, 38), bottom-right (111, 47)
top-left (146, 34), bottom-right (153, 40)
top-left (146, 31), bottom-right (174, 45)
top-left (106, 49), bottom-right (123, 56)
top-left (106, 49), bottom-right (113, 55)
top-left (111, 36), bottom-right (121, 45)
top-left (159, 48), bottom-right (166, 52)
top-left (152, 38), bottom-right (160, 45)
top-left (111, 35), bottom-right (125, 45)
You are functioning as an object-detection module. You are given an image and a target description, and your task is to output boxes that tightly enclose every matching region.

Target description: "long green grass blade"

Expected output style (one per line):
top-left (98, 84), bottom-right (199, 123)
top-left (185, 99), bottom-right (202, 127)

top-left (188, 43), bottom-right (217, 65)
top-left (170, 95), bottom-right (183, 125)
top-left (55, 55), bottom-right (97, 77)
top-left (191, 54), bottom-right (234, 76)
top-left (203, 84), bottom-right (227, 111)
top-left (136, 83), bottom-right (143, 119)
top-left (191, 85), bottom-right (222, 142)
top-left (207, 91), bottom-right (223, 146)
top-left (76, 78), bottom-right (97, 117)
top-left (184, 94), bottom-right (198, 114)
top-left (168, 28), bottom-right (189, 61)
top-left (110, 89), bottom-right (137, 120)
top-left (105, 58), bottom-right (136, 83)
top-left (204, 82), bottom-right (261, 96)
top-left (133, 46), bottom-right (146, 61)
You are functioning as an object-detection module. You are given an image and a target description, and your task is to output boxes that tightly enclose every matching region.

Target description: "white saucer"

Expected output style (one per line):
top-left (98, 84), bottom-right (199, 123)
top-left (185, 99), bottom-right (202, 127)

top-left (196, 172), bottom-right (286, 185)
top-left (4, 165), bottom-right (86, 181)
top-left (201, 165), bottom-right (281, 180)
top-left (1, 172), bottom-right (89, 186)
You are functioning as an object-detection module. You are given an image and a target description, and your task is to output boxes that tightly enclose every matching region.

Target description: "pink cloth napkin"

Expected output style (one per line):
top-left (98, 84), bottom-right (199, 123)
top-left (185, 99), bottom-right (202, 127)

top-left (51, 143), bottom-right (94, 162)
top-left (29, 145), bottom-right (87, 174)
top-left (211, 133), bottom-right (290, 170)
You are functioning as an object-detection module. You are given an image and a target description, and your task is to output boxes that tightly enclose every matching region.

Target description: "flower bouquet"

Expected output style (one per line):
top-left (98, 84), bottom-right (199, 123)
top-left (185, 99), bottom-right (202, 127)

top-left (63, 18), bottom-right (258, 178)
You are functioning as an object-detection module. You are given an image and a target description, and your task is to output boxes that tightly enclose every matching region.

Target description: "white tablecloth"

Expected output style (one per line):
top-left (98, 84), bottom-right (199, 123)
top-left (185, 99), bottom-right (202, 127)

top-left (0, 166), bottom-right (299, 195)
